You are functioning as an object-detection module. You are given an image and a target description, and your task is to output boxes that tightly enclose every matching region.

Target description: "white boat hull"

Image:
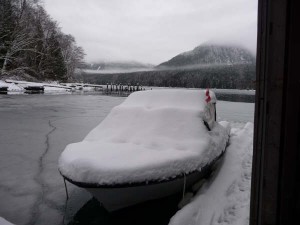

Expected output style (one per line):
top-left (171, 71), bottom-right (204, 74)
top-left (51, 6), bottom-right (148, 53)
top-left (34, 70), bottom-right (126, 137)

top-left (63, 149), bottom-right (226, 212)
top-left (84, 168), bottom-right (209, 212)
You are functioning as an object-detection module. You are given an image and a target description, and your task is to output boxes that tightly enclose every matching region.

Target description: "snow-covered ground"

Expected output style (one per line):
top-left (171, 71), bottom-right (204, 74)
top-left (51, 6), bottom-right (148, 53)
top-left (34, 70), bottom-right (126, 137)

top-left (0, 80), bottom-right (102, 94)
top-left (0, 80), bottom-right (70, 93)
top-left (166, 100), bottom-right (254, 225)
top-left (0, 92), bottom-right (254, 225)
top-left (0, 217), bottom-right (14, 225)
top-left (169, 122), bottom-right (253, 225)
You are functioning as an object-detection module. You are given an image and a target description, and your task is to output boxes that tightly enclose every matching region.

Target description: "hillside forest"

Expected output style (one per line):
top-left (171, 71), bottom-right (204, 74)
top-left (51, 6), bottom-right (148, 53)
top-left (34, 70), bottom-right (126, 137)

top-left (77, 64), bottom-right (255, 90)
top-left (0, 0), bottom-right (84, 82)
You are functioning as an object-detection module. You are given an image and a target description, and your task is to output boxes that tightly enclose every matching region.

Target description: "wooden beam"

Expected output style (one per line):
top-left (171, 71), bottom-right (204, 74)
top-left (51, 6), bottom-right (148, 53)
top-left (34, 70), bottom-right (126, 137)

top-left (250, 0), bottom-right (300, 224)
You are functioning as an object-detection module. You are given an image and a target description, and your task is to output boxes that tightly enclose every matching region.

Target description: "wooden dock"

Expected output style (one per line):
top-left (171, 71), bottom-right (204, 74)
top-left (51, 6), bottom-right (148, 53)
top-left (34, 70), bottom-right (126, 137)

top-left (0, 86), bottom-right (8, 94)
top-left (102, 83), bottom-right (145, 96)
top-left (24, 86), bottom-right (44, 93)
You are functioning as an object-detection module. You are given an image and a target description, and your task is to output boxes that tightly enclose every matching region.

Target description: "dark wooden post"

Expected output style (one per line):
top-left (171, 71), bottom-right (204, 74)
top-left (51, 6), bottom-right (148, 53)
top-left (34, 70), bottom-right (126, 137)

top-left (250, 0), bottom-right (300, 225)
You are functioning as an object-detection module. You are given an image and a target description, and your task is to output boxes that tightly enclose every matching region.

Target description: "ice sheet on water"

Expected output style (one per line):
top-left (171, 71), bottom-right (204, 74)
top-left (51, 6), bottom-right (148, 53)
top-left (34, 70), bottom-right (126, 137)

top-left (0, 94), bottom-right (125, 224)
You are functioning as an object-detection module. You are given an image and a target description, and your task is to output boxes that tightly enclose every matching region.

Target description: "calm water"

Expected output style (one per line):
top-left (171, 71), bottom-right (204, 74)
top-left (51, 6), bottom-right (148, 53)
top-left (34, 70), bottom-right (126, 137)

top-left (0, 92), bottom-right (254, 225)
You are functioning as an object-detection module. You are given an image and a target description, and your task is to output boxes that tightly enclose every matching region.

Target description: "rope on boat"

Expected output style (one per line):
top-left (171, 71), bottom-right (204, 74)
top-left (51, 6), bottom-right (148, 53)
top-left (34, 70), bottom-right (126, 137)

top-left (62, 178), bottom-right (69, 225)
top-left (63, 178), bottom-right (69, 200)
top-left (182, 173), bottom-right (186, 200)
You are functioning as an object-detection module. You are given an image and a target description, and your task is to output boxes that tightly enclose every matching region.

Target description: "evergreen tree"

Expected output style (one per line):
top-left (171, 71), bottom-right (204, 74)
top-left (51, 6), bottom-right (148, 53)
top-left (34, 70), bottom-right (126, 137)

top-left (41, 33), bottom-right (67, 81)
top-left (0, 0), bottom-right (85, 81)
top-left (0, 0), bottom-right (16, 74)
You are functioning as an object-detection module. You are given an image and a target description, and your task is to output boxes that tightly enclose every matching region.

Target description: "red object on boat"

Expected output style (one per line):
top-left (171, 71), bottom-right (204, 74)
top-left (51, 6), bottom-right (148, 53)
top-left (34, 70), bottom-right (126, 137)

top-left (205, 89), bottom-right (211, 103)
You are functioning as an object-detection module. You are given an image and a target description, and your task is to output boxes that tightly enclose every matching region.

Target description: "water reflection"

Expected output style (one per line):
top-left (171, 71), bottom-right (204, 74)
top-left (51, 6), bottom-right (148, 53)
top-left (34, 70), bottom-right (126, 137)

top-left (215, 93), bottom-right (255, 103)
top-left (68, 194), bottom-right (181, 225)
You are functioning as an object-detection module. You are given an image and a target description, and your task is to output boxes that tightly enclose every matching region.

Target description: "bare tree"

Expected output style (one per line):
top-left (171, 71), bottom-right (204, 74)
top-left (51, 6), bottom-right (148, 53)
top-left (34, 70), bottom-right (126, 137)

top-left (0, 0), bottom-right (85, 81)
top-left (59, 34), bottom-right (85, 81)
top-left (0, 0), bottom-right (41, 76)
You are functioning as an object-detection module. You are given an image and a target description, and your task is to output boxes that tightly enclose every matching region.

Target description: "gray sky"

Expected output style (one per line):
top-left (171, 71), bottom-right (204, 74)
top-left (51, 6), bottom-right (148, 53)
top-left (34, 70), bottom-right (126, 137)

top-left (44, 0), bottom-right (258, 65)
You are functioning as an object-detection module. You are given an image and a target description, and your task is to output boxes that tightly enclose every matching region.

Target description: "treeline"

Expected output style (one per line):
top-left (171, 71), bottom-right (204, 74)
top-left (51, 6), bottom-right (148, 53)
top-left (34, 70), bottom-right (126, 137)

top-left (77, 64), bottom-right (256, 89)
top-left (0, 0), bottom-right (84, 81)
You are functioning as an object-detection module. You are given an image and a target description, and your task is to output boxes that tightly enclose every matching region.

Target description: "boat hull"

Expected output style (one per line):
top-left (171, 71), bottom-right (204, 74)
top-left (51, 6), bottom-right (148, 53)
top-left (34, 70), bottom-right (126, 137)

top-left (85, 170), bottom-right (204, 212)
top-left (63, 149), bottom-right (226, 212)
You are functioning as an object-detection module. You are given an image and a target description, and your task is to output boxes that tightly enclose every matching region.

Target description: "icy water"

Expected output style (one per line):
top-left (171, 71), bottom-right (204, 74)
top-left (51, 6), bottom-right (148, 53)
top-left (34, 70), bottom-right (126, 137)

top-left (0, 93), bottom-right (254, 225)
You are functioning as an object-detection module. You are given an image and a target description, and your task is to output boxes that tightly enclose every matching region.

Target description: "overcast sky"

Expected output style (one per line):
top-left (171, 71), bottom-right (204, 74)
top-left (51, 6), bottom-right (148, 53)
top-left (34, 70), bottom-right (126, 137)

top-left (44, 0), bottom-right (258, 65)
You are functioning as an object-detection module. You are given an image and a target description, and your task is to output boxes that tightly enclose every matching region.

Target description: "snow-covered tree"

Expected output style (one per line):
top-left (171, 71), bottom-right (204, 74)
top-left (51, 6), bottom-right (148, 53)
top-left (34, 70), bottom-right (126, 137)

top-left (0, 0), bottom-right (85, 81)
top-left (58, 34), bottom-right (85, 81)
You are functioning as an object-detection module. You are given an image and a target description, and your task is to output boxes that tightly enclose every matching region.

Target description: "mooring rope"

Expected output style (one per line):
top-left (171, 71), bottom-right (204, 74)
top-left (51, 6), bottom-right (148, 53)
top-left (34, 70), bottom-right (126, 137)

top-left (63, 178), bottom-right (69, 200)
top-left (182, 173), bottom-right (187, 200)
top-left (62, 178), bottom-right (69, 225)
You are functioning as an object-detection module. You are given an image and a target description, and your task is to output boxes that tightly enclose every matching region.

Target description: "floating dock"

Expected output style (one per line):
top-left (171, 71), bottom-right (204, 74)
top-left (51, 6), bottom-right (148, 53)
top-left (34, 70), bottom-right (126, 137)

top-left (0, 86), bottom-right (8, 94)
top-left (24, 86), bottom-right (45, 93)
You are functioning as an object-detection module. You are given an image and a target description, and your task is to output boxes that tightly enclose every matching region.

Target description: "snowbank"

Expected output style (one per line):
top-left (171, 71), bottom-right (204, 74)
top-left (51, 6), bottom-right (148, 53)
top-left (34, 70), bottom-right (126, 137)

top-left (0, 80), bottom-right (20, 91)
top-left (0, 80), bottom-right (8, 87)
top-left (169, 122), bottom-right (253, 225)
top-left (59, 90), bottom-right (229, 185)
top-left (1, 80), bottom-right (71, 93)
top-left (0, 217), bottom-right (14, 225)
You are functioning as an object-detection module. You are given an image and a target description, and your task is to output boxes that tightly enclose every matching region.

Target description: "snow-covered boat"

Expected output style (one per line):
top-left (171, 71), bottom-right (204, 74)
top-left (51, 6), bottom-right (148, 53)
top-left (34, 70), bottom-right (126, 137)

top-left (58, 89), bottom-right (230, 211)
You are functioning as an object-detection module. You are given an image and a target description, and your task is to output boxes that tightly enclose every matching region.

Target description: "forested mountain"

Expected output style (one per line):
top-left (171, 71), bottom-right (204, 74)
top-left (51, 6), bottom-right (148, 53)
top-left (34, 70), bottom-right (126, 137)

top-left (0, 0), bottom-right (85, 81)
top-left (80, 44), bottom-right (256, 89)
top-left (77, 63), bottom-right (255, 89)
top-left (157, 44), bottom-right (255, 69)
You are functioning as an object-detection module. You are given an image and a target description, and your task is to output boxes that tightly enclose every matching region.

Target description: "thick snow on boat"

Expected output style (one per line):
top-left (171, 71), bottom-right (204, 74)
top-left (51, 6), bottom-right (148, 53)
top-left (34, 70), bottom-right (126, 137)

top-left (58, 89), bottom-right (230, 211)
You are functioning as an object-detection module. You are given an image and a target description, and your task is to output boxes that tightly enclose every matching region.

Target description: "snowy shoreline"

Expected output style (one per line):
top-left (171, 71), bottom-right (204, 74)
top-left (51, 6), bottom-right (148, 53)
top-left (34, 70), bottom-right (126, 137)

top-left (169, 122), bottom-right (253, 225)
top-left (1, 80), bottom-right (255, 99)
top-left (0, 217), bottom-right (14, 225)
top-left (0, 80), bottom-right (103, 94)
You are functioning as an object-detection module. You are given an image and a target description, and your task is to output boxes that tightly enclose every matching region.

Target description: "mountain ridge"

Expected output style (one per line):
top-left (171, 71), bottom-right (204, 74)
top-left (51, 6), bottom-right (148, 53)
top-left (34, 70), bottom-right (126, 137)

top-left (157, 44), bottom-right (255, 69)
